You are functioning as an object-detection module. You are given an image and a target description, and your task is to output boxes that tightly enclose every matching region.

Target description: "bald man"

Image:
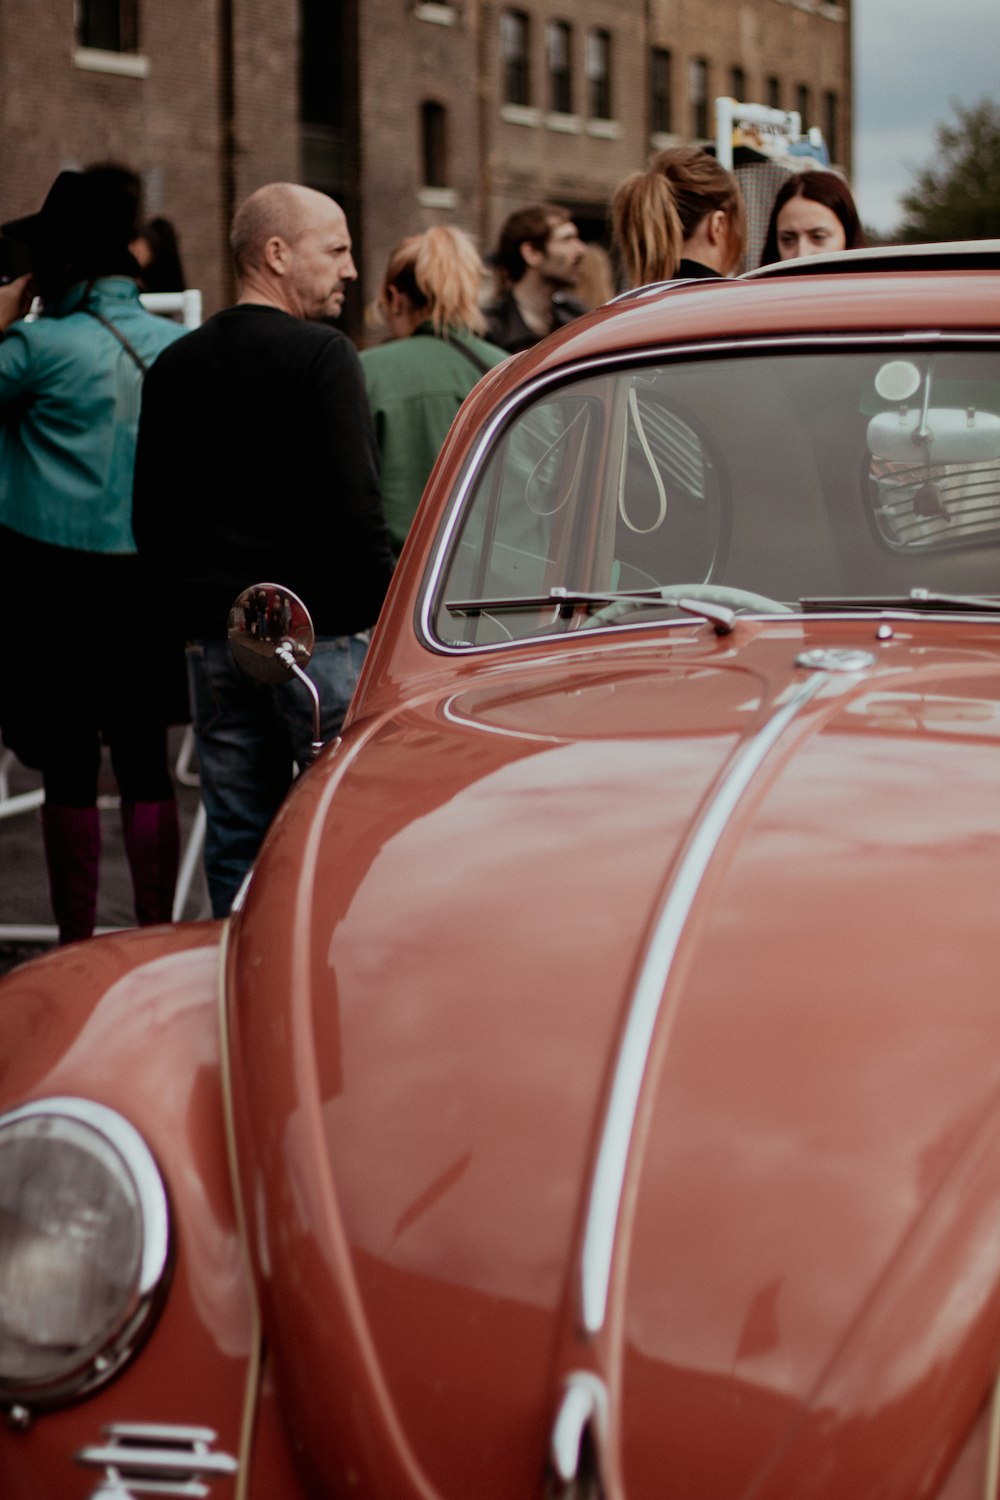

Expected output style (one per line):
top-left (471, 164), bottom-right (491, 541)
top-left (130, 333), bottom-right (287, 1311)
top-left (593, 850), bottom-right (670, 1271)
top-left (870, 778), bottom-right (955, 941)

top-left (133, 184), bottom-right (394, 917)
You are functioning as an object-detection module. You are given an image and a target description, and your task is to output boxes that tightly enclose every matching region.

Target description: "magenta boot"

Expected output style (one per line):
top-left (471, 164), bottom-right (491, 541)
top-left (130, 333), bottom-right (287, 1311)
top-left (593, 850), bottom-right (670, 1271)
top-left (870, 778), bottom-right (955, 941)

top-left (40, 804), bottom-right (102, 944)
top-left (120, 800), bottom-right (180, 926)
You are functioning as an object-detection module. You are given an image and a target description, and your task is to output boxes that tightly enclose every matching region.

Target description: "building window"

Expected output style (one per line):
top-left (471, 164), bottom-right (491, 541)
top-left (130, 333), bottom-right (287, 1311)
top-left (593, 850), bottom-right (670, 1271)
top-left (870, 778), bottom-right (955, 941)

top-left (767, 75), bottom-right (781, 111)
top-left (650, 48), bottom-right (672, 135)
top-left (823, 89), bottom-right (838, 159)
top-left (796, 84), bottom-right (811, 129)
top-left (730, 66), bottom-right (745, 103)
top-left (420, 100), bottom-right (448, 188)
top-left (77, 0), bottom-right (138, 51)
top-left (689, 57), bottom-right (708, 139)
top-left (300, 0), bottom-right (345, 128)
top-left (501, 10), bottom-right (531, 107)
top-left (547, 20), bottom-right (573, 115)
top-left (587, 30), bottom-right (611, 120)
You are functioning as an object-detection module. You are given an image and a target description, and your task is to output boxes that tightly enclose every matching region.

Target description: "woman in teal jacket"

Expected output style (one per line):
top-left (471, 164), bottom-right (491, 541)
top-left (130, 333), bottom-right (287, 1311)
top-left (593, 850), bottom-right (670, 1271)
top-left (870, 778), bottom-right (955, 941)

top-left (0, 167), bottom-right (187, 943)
top-left (361, 226), bottom-right (507, 556)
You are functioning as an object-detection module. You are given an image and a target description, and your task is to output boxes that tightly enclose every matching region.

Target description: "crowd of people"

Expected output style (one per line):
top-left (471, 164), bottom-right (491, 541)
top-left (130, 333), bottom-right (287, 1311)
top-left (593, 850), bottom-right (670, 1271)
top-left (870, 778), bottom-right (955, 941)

top-left (0, 146), bottom-right (866, 942)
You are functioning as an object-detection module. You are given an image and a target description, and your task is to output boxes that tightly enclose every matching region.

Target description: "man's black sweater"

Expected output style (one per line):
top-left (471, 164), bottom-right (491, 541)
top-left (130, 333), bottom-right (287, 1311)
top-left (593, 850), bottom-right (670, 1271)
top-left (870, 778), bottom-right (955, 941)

top-left (133, 303), bottom-right (394, 640)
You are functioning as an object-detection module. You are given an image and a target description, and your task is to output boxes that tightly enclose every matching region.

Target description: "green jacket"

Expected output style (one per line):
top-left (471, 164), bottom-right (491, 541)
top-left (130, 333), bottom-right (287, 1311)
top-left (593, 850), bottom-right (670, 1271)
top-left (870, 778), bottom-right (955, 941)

top-left (361, 323), bottom-right (507, 554)
top-left (0, 277), bottom-right (186, 553)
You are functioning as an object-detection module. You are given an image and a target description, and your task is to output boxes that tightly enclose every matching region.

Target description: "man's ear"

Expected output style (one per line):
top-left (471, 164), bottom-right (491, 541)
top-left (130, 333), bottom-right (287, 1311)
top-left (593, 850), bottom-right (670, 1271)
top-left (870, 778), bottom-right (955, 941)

top-left (263, 235), bottom-right (289, 275)
top-left (520, 239), bottom-right (543, 270)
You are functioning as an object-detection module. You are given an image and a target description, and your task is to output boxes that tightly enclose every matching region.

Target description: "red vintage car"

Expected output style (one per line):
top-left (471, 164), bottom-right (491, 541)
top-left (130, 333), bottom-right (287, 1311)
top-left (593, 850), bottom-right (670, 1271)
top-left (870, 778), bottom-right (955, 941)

top-left (3, 243), bottom-right (1000, 1500)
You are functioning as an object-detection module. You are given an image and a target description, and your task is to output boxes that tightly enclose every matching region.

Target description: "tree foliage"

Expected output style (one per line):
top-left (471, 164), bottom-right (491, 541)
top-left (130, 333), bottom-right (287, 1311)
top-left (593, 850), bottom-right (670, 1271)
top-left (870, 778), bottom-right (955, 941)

top-left (896, 98), bottom-right (1000, 242)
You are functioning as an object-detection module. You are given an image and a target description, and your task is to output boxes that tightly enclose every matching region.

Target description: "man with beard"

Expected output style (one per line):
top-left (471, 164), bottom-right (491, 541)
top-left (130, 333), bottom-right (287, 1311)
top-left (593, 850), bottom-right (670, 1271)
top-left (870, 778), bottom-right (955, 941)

top-left (484, 203), bottom-right (587, 354)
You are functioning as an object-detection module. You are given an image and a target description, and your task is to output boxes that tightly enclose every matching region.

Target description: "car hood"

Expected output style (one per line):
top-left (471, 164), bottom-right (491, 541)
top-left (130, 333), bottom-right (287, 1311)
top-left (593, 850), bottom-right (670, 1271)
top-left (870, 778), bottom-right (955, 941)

top-left (225, 621), bottom-right (1000, 1500)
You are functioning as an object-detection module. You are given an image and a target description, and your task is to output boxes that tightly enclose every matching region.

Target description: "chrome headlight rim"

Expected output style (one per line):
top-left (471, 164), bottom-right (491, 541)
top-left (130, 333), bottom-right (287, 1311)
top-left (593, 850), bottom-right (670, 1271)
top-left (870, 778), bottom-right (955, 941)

top-left (0, 1095), bottom-right (173, 1411)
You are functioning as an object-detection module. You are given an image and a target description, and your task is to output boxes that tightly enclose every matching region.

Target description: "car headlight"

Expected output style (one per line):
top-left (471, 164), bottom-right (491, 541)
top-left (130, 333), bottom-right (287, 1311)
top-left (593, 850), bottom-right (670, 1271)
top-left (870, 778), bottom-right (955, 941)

top-left (0, 1097), bottom-right (171, 1410)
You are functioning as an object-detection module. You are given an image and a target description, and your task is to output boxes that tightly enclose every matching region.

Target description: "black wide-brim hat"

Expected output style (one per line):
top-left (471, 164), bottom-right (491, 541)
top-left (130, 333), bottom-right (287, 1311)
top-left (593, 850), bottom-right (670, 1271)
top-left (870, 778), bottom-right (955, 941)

top-left (1, 168), bottom-right (141, 261)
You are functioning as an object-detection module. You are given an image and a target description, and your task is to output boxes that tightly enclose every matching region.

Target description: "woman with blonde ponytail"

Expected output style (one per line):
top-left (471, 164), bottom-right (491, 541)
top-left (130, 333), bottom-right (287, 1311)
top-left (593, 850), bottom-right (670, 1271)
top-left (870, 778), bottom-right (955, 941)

top-left (611, 145), bottom-right (747, 287)
top-left (360, 225), bottom-right (506, 554)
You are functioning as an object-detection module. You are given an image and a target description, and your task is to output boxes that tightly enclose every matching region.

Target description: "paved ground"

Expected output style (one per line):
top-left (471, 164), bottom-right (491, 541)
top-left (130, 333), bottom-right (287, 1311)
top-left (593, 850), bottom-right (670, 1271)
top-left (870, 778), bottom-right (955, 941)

top-left (0, 728), bottom-right (210, 977)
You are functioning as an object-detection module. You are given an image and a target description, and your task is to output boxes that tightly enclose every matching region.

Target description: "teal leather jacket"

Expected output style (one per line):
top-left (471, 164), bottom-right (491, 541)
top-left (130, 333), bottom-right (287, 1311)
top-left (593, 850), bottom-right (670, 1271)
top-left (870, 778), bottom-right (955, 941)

top-left (0, 277), bottom-right (186, 553)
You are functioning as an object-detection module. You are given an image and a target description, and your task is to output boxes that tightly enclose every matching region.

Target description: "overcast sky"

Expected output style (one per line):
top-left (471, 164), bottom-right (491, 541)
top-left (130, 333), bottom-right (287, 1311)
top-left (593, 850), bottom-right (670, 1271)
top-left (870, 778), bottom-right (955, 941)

top-left (852, 0), bottom-right (999, 233)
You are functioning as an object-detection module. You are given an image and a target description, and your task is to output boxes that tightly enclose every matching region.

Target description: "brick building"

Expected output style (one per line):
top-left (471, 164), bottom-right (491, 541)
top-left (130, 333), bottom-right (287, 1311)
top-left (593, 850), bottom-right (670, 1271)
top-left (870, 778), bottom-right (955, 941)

top-left (0, 0), bottom-right (851, 333)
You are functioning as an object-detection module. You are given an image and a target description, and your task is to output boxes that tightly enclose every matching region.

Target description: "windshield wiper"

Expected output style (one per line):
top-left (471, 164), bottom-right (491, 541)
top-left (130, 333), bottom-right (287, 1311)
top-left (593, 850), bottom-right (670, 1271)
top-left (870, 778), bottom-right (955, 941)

top-left (445, 587), bottom-right (670, 617)
top-left (447, 586), bottom-right (787, 635)
top-left (801, 592), bottom-right (1000, 615)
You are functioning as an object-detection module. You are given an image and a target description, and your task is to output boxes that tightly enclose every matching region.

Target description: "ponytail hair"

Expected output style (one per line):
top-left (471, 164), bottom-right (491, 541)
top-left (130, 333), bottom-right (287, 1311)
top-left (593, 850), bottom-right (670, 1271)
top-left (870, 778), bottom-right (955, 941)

top-left (612, 145), bottom-right (746, 286)
top-left (381, 225), bottom-right (487, 336)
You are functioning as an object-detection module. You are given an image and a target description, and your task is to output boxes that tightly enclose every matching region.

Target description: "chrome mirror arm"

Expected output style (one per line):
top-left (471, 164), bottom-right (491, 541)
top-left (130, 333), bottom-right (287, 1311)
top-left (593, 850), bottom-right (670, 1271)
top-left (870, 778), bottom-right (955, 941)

top-left (274, 640), bottom-right (323, 760)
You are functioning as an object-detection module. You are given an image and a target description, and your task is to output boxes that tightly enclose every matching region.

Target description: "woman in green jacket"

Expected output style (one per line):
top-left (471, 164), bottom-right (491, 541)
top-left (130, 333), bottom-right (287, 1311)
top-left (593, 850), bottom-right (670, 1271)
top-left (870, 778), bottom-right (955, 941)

top-left (361, 226), bottom-right (507, 557)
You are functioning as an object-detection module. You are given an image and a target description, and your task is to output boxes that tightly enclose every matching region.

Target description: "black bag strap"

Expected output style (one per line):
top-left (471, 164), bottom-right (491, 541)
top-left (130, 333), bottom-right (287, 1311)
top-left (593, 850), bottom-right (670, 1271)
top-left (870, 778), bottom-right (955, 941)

top-left (82, 306), bottom-right (149, 375)
top-left (412, 325), bottom-right (492, 377)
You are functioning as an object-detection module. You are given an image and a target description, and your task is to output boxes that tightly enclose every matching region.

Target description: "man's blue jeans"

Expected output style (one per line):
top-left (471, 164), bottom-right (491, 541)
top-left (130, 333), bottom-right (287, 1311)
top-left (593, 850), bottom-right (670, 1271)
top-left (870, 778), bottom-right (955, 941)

top-left (186, 634), bottom-right (368, 917)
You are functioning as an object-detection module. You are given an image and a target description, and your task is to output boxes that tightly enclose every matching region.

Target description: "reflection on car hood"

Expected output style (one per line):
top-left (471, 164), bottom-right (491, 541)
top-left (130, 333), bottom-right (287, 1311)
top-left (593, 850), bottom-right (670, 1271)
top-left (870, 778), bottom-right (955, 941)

top-left (226, 625), bottom-right (1000, 1500)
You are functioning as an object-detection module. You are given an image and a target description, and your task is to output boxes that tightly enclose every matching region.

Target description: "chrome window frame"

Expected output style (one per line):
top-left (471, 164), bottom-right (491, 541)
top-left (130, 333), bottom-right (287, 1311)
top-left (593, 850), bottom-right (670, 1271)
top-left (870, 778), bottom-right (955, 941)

top-left (417, 330), bottom-right (1000, 657)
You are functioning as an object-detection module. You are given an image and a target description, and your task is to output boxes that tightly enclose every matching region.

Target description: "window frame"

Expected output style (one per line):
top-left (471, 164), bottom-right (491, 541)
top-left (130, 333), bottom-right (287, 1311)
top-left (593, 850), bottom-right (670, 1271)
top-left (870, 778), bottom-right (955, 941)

top-left (420, 334), bottom-right (1000, 658)
top-left (796, 84), bottom-right (811, 131)
top-left (420, 99), bottom-right (449, 189)
top-left (823, 89), bottom-right (838, 161)
top-left (547, 19), bottom-right (574, 116)
top-left (501, 9), bottom-right (532, 108)
top-left (586, 29), bottom-right (612, 121)
top-left (76, 0), bottom-right (139, 54)
top-left (689, 57), bottom-right (709, 140)
top-left (650, 47), bottom-right (672, 136)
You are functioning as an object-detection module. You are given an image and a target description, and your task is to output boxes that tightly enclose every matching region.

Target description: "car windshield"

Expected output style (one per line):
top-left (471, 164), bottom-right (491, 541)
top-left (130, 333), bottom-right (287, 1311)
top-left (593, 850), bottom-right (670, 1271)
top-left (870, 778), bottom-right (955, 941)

top-left (432, 344), bottom-right (1000, 646)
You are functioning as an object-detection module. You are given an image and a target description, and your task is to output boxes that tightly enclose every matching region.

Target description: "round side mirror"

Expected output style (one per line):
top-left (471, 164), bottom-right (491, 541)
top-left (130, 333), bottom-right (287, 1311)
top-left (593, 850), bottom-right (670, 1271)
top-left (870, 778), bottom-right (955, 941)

top-left (227, 583), bottom-right (315, 685)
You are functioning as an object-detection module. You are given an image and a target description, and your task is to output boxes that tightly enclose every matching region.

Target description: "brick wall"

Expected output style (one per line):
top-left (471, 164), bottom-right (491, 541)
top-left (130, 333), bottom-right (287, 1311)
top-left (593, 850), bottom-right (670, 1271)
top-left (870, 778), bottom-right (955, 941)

top-left (0, 0), bottom-right (851, 321)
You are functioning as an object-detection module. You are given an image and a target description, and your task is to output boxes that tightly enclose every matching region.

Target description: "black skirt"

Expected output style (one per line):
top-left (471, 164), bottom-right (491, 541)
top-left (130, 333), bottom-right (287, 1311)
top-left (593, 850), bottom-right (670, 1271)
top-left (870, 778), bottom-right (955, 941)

top-left (0, 523), bottom-right (190, 769)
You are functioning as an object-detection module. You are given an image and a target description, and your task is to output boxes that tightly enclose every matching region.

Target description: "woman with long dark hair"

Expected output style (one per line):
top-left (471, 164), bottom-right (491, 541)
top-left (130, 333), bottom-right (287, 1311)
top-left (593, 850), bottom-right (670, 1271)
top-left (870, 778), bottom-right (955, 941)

top-left (760, 170), bottom-right (867, 264)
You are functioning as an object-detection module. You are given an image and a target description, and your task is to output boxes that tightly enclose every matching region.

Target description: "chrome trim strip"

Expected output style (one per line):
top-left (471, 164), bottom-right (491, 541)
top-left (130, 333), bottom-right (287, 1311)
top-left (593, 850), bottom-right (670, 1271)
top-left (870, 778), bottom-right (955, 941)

top-left (216, 917), bottom-right (259, 1500)
top-left (550, 1371), bottom-right (610, 1488)
top-left (94, 1422), bottom-right (221, 1442)
top-left (76, 1420), bottom-right (237, 1497)
top-left (547, 607), bottom-right (952, 647)
top-left (984, 1365), bottom-right (1000, 1500)
top-left (418, 331), bottom-right (1000, 658)
top-left (579, 673), bottom-right (827, 1335)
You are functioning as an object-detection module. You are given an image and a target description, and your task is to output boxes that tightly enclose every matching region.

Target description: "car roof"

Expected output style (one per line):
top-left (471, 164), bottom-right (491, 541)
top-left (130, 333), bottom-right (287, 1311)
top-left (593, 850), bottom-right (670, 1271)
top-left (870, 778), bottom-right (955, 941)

top-left (743, 240), bottom-right (1000, 277)
top-left (493, 253), bottom-right (1000, 386)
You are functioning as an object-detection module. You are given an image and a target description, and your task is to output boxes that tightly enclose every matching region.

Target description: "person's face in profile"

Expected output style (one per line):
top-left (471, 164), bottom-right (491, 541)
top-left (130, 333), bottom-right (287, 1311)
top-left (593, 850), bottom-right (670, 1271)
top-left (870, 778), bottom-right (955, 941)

top-left (286, 201), bottom-right (358, 321)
